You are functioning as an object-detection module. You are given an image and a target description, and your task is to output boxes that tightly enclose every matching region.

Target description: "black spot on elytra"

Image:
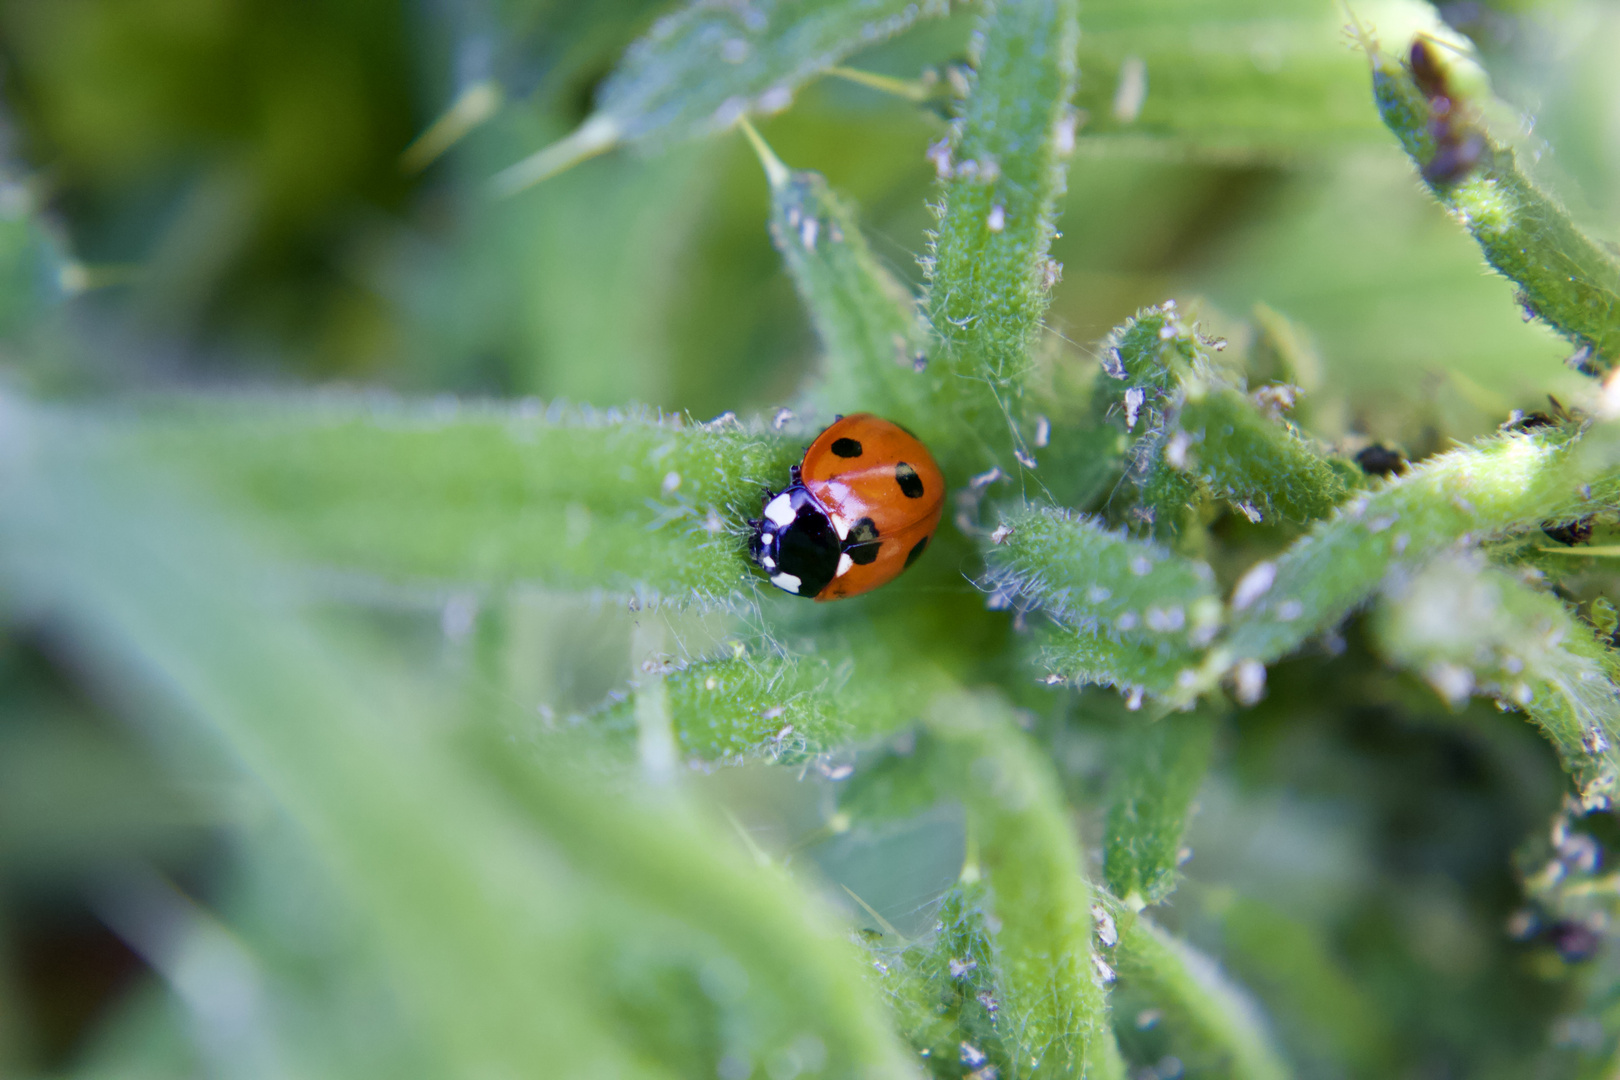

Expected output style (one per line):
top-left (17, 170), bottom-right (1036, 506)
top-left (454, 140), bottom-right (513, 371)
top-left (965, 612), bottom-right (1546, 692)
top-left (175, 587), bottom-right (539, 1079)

top-left (831, 437), bottom-right (863, 458)
top-left (905, 535), bottom-right (929, 568)
top-left (846, 517), bottom-right (881, 565)
top-left (895, 462), bottom-right (924, 498)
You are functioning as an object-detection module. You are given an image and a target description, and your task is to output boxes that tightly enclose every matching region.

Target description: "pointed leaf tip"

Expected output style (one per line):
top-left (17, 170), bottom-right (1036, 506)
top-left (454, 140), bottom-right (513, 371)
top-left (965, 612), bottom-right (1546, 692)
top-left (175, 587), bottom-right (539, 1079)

top-left (737, 118), bottom-right (790, 189)
top-left (490, 115), bottom-right (623, 197)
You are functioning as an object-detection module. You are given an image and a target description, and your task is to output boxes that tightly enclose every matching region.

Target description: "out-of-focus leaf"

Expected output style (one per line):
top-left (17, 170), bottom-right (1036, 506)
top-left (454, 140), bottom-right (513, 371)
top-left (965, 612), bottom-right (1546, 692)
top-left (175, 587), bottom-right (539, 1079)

top-left (129, 396), bottom-right (797, 604)
top-left (1072, 0), bottom-right (1445, 157)
top-left (1105, 712), bottom-right (1217, 906)
top-left (494, 0), bottom-right (955, 192)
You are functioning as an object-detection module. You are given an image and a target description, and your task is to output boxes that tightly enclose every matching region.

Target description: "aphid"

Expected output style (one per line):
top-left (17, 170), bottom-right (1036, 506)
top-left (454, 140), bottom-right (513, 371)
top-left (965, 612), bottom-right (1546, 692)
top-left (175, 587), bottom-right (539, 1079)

top-left (1542, 919), bottom-right (1603, 964)
top-left (1543, 517), bottom-right (1595, 547)
top-left (1355, 443), bottom-right (1409, 477)
top-left (748, 414), bottom-right (944, 600)
top-left (1408, 38), bottom-right (1484, 185)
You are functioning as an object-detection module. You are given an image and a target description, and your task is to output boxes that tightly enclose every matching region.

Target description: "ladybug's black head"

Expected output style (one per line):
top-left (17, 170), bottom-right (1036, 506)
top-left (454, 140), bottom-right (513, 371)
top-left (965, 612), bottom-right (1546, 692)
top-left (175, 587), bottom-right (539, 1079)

top-left (749, 484), bottom-right (840, 598)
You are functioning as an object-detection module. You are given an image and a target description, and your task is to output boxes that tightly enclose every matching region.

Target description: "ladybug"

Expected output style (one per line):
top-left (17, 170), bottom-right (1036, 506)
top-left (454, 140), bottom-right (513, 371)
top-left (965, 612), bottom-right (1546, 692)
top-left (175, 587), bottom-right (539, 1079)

top-left (748, 413), bottom-right (944, 600)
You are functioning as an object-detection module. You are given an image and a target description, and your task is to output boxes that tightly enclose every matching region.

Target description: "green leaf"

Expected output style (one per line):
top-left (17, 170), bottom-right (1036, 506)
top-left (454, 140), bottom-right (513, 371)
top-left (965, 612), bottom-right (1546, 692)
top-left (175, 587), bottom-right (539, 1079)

top-left (1213, 424), bottom-right (1620, 696)
top-left (985, 506), bottom-right (1220, 698)
top-left (130, 396), bottom-right (797, 604)
top-left (0, 401), bottom-right (660, 1077)
top-left (0, 396), bottom-right (926, 1080)
top-left (743, 127), bottom-right (934, 427)
top-left (493, 0), bottom-right (955, 192)
top-left (1368, 34), bottom-right (1620, 373)
top-left (921, 692), bottom-right (1127, 1080)
top-left (1104, 712), bottom-right (1217, 907)
top-left (1371, 553), bottom-right (1620, 805)
top-left (1095, 304), bottom-right (1347, 534)
top-left (589, 649), bottom-right (935, 763)
top-left (1113, 913), bottom-right (1291, 1080)
top-left (869, 882), bottom-right (1010, 1076)
top-left (924, 0), bottom-right (1079, 469)
top-left (1069, 0), bottom-right (1397, 159)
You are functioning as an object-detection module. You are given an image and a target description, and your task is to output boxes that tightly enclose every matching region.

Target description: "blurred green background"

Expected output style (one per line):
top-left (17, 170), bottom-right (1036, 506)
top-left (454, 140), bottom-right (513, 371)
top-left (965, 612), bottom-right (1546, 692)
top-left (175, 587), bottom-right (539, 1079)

top-left (4, 0), bottom-right (1620, 1077)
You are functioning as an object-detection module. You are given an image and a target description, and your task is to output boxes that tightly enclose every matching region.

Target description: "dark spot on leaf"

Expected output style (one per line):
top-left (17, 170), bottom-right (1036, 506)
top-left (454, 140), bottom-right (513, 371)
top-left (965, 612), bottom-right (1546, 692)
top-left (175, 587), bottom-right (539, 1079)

top-left (905, 535), bottom-right (930, 568)
top-left (895, 462), bottom-right (924, 498)
top-left (831, 437), bottom-right (863, 458)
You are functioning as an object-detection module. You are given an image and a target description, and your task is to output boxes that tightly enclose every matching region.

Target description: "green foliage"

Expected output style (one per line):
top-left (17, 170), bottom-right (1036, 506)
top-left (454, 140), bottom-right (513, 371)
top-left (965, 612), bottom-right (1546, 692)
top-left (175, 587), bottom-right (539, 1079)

top-left (0, 398), bottom-right (920, 1080)
top-left (1372, 554), bottom-right (1620, 804)
top-left (1112, 915), bottom-right (1290, 1080)
top-left (1368, 33), bottom-right (1620, 371)
top-left (1070, 0), bottom-right (1414, 157)
top-left (130, 397), bottom-right (798, 604)
top-left (1215, 425), bottom-right (1620, 681)
top-left (591, 648), bottom-right (939, 763)
top-left (494, 0), bottom-right (955, 192)
top-left (747, 132), bottom-right (934, 426)
top-left (924, 0), bottom-right (1079, 468)
top-left (1094, 304), bottom-right (1348, 536)
top-left (1105, 712), bottom-right (1216, 906)
top-left (986, 506), bottom-right (1220, 696)
top-left (8, 2), bottom-right (1620, 1079)
top-left (846, 694), bottom-right (1126, 1079)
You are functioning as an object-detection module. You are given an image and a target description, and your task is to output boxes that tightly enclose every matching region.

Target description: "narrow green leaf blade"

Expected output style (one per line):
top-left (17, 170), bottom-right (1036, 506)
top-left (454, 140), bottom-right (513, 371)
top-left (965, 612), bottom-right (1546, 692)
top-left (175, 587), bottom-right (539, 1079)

top-left (1104, 712), bottom-right (1217, 907)
top-left (924, 692), bottom-right (1127, 1080)
top-left (925, 0), bottom-right (1079, 465)
top-left (986, 506), bottom-right (1220, 698)
top-left (1114, 915), bottom-right (1291, 1080)
top-left (1371, 554), bottom-right (1620, 805)
top-left (757, 150), bottom-right (933, 426)
top-left (1214, 425), bottom-right (1620, 695)
top-left (1369, 36), bottom-right (1620, 372)
top-left (130, 397), bottom-right (797, 604)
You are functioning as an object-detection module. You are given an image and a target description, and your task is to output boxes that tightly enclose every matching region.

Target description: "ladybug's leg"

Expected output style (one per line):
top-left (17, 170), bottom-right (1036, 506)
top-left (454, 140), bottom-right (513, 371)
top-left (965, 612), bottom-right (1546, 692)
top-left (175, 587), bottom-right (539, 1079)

top-left (789, 464), bottom-right (802, 484)
top-left (760, 487), bottom-right (775, 506)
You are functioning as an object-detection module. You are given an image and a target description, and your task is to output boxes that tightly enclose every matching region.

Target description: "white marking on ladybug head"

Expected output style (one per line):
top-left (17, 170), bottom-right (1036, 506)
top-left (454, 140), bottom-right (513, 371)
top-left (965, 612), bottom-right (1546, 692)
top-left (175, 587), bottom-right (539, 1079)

top-left (835, 552), bottom-right (854, 578)
top-left (770, 571), bottom-right (802, 594)
top-left (764, 493), bottom-right (796, 527)
top-left (830, 512), bottom-right (851, 540)
top-left (762, 555), bottom-right (776, 570)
